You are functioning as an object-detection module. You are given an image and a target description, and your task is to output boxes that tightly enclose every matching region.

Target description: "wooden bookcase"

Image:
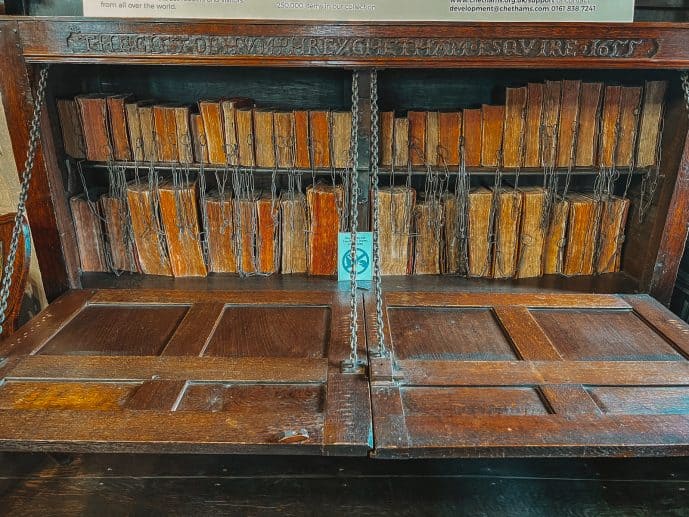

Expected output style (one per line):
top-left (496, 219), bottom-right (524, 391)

top-left (1, 12), bottom-right (689, 458)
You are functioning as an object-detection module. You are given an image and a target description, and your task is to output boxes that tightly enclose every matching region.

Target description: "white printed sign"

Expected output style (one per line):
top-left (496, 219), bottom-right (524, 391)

top-left (83, 0), bottom-right (634, 23)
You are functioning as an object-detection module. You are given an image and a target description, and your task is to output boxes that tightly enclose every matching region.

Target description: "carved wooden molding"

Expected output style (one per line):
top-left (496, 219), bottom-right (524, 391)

top-left (65, 33), bottom-right (659, 60)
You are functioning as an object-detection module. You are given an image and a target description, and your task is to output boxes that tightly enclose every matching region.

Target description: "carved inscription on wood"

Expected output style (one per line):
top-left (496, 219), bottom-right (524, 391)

top-left (65, 33), bottom-right (659, 60)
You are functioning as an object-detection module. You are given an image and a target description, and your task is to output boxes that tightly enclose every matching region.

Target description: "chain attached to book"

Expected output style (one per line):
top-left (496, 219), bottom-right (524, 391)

top-left (0, 65), bottom-right (50, 336)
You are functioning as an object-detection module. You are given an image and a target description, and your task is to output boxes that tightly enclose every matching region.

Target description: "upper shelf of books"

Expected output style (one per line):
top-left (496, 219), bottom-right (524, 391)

top-left (5, 17), bottom-right (689, 69)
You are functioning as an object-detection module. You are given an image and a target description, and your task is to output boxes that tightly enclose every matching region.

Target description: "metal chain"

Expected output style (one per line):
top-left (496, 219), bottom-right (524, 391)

top-left (344, 71), bottom-right (362, 372)
top-left (369, 69), bottom-right (387, 357)
top-left (0, 65), bottom-right (50, 335)
top-left (682, 73), bottom-right (689, 113)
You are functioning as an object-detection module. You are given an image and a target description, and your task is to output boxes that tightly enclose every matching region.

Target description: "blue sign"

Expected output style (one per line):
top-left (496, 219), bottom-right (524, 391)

top-left (338, 232), bottom-right (373, 283)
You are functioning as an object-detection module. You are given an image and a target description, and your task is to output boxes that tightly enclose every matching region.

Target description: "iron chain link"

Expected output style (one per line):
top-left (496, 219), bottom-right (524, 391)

top-left (369, 70), bottom-right (387, 356)
top-left (0, 65), bottom-right (50, 336)
top-left (345, 70), bottom-right (363, 371)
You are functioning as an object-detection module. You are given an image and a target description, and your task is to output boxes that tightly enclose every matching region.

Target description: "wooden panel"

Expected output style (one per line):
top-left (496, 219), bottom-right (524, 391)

top-left (203, 306), bottom-right (330, 358)
top-left (532, 309), bottom-right (685, 361)
top-left (370, 292), bottom-right (689, 458)
top-left (400, 387), bottom-right (549, 416)
top-left (0, 289), bottom-right (370, 456)
top-left (36, 305), bottom-right (189, 356)
top-left (387, 307), bottom-right (516, 360)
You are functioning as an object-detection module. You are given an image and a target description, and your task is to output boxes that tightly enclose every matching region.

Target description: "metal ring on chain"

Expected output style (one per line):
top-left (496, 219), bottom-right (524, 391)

top-left (0, 65), bottom-right (50, 336)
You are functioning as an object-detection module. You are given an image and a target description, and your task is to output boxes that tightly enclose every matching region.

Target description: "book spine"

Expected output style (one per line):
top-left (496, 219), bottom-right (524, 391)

top-left (307, 184), bottom-right (343, 276)
top-left (393, 118), bottom-right (410, 168)
top-left (515, 188), bottom-right (547, 279)
top-left (463, 109), bottom-right (482, 168)
top-left (556, 80), bottom-right (582, 169)
top-left (57, 99), bottom-right (86, 160)
top-left (126, 186), bottom-right (172, 276)
top-left (503, 87), bottom-right (528, 168)
top-left (378, 187), bottom-right (415, 275)
top-left (524, 83), bottom-right (544, 168)
top-left (492, 189), bottom-right (523, 279)
top-left (408, 111), bottom-right (426, 166)
top-left (204, 196), bottom-right (238, 273)
top-left (107, 96), bottom-right (132, 161)
top-left (274, 112), bottom-right (295, 169)
top-left (309, 111), bottom-right (332, 169)
top-left (575, 83), bottom-right (603, 167)
top-left (331, 111), bottom-right (352, 169)
top-left (380, 111), bottom-right (395, 167)
top-left (70, 195), bottom-right (108, 273)
top-left (293, 110), bottom-right (311, 169)
top-left (438, 112), bottom-right (462, 167)
top-left (199, 101), bottom-right (227, 165)
top-left (413, 201), bottom-right (442, 275)
top-left (257, 197), bottom-right (279, 274)
top-left (77, 96), bottom-right (112, 162)
top-left (637, 81), bottom-right (668, 168)
top-left (280, 194), bottom-right (308, 274)
top-left (254, 110), bottom-right (277, 169)
top-left (100, 196), bottom-right (139, 273)
top-left (616, 87), bottom-right (643, 168)
top-left (542, 199), bottom-right (570, 275)
top-left (481, 105), bottom-right (505, 168)
top-left (425, 111), bottom-right (440, 167)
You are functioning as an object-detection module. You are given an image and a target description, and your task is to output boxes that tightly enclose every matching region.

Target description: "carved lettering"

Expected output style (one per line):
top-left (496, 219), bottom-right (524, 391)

top-left (65, 33), bottom-right (659, 60)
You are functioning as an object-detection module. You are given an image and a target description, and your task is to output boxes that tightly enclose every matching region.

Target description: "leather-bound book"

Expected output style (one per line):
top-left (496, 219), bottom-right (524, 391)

top-left (524, 83), bottom-right (544, 168)
top-left (503, 87), bottom-right (528, 168)
top-left (221, 97), bottom-right (254, 166)
top-left (481, 105), bottom-right (505, 168)
top-left (442, 193), bottom-right (463, 274)
top-left (158, 181), bottom-right (207, 277)
top-left (190, 113), bottom-right (208, 164)
top-left (100, 196), bottom-right (139, 273)
top-left (236, 108), bottom-right (256, 167)
top-left (153, 105), bottom-right (179, 163)
top-left (541, 81), bottom-right (562, 169)
top-left (331, 111), bottom-right (352, 169)
top-left (515, 187), bottom-right (546, 279)
top-left (125, 101), bottom-right (144, 161)
top-left (463, 109), bottom-right (482, 168)
top-left (556, 80), bottom-right (581, 169)
top-left (107, 94), bottom-right (132, 161)
top-left (563, 194), bottom-right (601, 276)
top-left (235, 197), bottom-right (257, 275)
top-left (256, 196), bottom-right (279, 274)
top-left (126, 183), bottom-right (172, 276)
top-left (380, 111), bottom-right (395, 167)
top-left (309, 111), bottom-right (332, 169)
top-left (294, 110), bottom-right (311, 169)
top-left (204, 192), bottom-right (237, 273)
top-left (637, 81), bottom-right (668, 168)
top-left (425, 111), bottom-right (440, 167)
top-left (616, 87), bottom-right (643, 168)
top-left (408, 111), bottom-right (426, 166)
top-left (174, 106), bottom-right (193, 164)
top-left (378, 186), bottom-right (415, 275)
top-left (76, 95), bottom-right (112, 162)
top-left (56, 99), bottom-right (86, 159)
top-left (438, 112), bottom-right (462, 167)
top-left (413, 201), bottom-right (442, 275)
top-left (599, 85), bottom-right (622, 169)
top-left (274, 111), bottom-right (295, 169)
top-left (542, 198), bottom-right (570, 275)
top-left (280, 192), bottom-right (308, 274)
top-left (492, 188), bottom-right (523, 279)
top-left (467, 187), bottom-right (493, 277)
top-left (575, 83), bottom-right (603, 167)
top-left (393, 117), bottom-right (410, 168)
top-left (70, 194), bottom-right (108, 273)
top-left (138, 104), bottom-right (158, 163)
top-left (253, 109), bottom-right (276, 169)
top-left (596, 196), bottom-right (631, 274)
top-left (306, 183), bottom-right (343, 276)
top-left (199, 101), bottom-right (226, 165)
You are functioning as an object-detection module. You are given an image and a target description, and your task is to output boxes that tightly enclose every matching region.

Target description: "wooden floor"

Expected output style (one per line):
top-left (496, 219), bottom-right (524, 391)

top-left (0, 453), bottom-right (687, 515)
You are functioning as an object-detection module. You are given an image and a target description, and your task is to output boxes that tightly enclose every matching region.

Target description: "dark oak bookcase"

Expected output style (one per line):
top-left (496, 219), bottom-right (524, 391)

top-left (1, 12), bottom-right (689, 458)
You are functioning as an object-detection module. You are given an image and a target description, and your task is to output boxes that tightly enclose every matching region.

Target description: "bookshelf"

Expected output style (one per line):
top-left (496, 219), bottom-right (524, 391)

top-left (1, 12), bottom-right (689, 458)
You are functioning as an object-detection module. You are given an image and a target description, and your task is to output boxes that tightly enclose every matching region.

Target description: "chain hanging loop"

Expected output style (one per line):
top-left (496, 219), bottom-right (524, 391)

top-left (369, 69), bottom-right (387, 357)
top-left (342, 70), bottom-right (365, 374)
top-left (0, 65), bottom-right (50, 336)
